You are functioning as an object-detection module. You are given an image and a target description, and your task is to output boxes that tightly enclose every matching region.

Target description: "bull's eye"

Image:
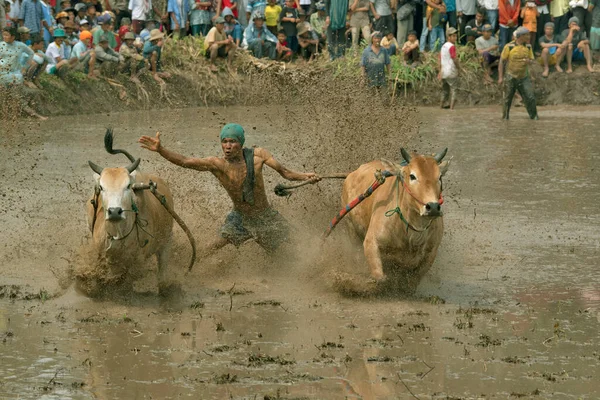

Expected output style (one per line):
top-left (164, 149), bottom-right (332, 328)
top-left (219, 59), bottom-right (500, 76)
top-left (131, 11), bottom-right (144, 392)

top-left (409, 174), bottom-right (417, 181)
top-left (127, 183), bottom-right (132, 190)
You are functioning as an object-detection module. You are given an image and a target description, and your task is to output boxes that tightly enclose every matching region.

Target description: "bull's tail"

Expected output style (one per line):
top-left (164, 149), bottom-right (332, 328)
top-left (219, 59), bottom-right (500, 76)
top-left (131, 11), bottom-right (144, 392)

top-left (104, 128), bottom-right (136, 163)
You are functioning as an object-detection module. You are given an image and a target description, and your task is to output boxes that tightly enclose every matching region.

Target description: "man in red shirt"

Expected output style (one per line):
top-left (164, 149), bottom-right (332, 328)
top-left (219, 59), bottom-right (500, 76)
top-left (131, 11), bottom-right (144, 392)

top-left (499, 0), bottom-right (520, 52)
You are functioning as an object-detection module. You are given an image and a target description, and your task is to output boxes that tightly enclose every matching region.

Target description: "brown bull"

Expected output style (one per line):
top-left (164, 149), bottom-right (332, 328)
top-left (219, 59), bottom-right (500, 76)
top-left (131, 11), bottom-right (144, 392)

top-left (85, 129), bottom-right (174, 294)
top-left (341, 148), bottom-right (450, 291)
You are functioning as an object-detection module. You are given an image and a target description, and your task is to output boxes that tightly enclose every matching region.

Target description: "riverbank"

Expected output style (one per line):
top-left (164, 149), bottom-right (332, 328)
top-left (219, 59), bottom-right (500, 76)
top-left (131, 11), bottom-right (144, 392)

top-left (2, 38), bottom-right (600, 120)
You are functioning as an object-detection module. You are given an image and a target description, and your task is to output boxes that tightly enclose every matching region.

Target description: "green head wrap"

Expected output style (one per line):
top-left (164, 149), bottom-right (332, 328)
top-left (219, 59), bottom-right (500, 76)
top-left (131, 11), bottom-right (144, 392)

top-left (220, 123), bottom-right (245, 145)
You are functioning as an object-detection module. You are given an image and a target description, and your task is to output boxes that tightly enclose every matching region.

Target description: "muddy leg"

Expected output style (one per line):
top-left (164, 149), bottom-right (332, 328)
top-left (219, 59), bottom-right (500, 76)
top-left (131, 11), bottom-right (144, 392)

top-left (157, 241), bottom-right (179, 296)
top-left (541, 48), bottom-right (550, 77)
top-left (566, 43), bottom-right (573, 73)
top-left (363, 232), bottom-right (385, 281)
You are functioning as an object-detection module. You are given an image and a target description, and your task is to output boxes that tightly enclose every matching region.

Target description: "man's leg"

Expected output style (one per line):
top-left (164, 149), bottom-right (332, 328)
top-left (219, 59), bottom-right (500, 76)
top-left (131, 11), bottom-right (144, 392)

top-left (448, 78), bottom-right (457, 109)
top-left (441, 79), bottom-right (450, 107)
top-left (361, 24), bottom-right (371, 45)
top-left (209, 43), bottom-right (221, 71)
top-left (487, 9), bottom-right (498, 32)
top-left (227, 43), bottom-right (237, 66)
top-left (579, 42), bottom-right (594, 71)
top-left (541, 48), bottom-right (550, 76)
top-left (420, 17), bottom-right (429, 51)
top-left (265, 41), bottom-right (276, 60)
top-left (397, 16), bottom-right (411, 46)
top-left (351, 26), bottom-right (359, 49)
top-left (87, 52), bottom-right (97, 78)
top-left (566, 43), bottom-right (573, 72)
top-left (499, 26), bottom-right (508, 53)
top-left (248, 41), bottom-right (263, 58)
top-left (517, 77), bottom-right (538, 119)
top-left (502, 75), bottom-right (518, 119)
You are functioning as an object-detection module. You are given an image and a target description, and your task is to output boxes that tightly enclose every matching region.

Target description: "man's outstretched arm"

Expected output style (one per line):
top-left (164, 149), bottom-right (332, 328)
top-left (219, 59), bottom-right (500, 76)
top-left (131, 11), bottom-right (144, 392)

top-left (139, 132), bottom-right (218, 171)
top-left (258, 148), bottom-right (320, 182)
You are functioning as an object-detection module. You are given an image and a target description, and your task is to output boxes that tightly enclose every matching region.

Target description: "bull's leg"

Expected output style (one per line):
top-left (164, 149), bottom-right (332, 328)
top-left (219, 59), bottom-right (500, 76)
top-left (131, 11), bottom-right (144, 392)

top-left (157, 241), bottom-right (177, 296)
top-left (363, 232), bottom-right (386, 281)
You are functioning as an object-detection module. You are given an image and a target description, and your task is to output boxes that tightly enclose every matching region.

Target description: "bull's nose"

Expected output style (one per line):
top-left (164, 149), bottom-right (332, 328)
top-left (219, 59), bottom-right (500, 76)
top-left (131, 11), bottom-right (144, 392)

top-left (107, 207), bottom-right (124, 220)
top-left (425, 202), bottom-right (441, 215)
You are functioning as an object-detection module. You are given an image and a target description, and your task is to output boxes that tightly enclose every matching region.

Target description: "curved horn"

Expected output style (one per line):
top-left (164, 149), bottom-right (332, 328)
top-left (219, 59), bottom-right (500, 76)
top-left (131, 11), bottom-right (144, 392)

top-left (400, 148), bottom-right (412, 163)
top-left (88, 161), bottom-right (104, 175)
top-left (126, 158), bottom-right (141, 173)
top-left (434, 148), bottom-right (448, 163)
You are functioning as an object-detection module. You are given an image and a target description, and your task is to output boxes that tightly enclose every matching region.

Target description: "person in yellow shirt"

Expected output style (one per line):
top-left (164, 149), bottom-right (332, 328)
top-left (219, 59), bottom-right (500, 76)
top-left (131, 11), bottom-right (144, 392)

top-left (498, 27), bottom-right (538, 120)
top-left (264, 0), bottom-right (282, 35)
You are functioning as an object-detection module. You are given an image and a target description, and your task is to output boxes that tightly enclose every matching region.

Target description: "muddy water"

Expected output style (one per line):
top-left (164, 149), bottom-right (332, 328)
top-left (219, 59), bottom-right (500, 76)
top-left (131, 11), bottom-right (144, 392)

top-left (1, 106), bottom-right (599, 399)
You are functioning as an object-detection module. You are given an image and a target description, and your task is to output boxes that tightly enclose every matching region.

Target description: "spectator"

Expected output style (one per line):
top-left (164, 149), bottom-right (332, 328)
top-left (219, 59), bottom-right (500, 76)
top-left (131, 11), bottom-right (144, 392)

top-left (223, 7), bottom-right (243, 46)
top-left (396, 0), bottom-right (416, 46)
top-left (325, 0), bottom-right (348, 59)
top-left (309, 2), bottom-right (327, 44)
top-left (18, 0), bottom-right (53, 37)
top-left (24, 36), bottom-right (52, 87)
top-left (475, 23), bottom-right (498, 81)
top-left (438, 27), bottom-right (459, 109)
top-left (520, 2), bottom-right (539, 48)
top-left (426, 0), bottom-right (445, 51)
top-left (477, 0), bottom-right (497, 31)
top-left (70, 29), bottom-right (97, 78)
top-left (112, 0), bottom-right (131, 28)
top-left (189, 0), bottom-right (212, 36)
top-left (143, 28), bottom-right (171, 81)
top-left (499, 27), bottom-right (538, 120)
top-left (457, 0), bottom-right (477, 44)
top-left (420, 0), bottom-right (444, 51)
top-left (86, 4), bottom-right (98, 28)
top-left (94, 33), bottom-right (124, 73)
top-left (55, 10), bottom-right (67, 28)
top-left (18, 25), bottom-right (31, 44)
top-left (244, 13), bottom-right (277, 59)
top-left (167, 0), bottom-right (190, 39)
top-left (349, 0), bottom-right (371, 49)
top-left (280, 0), bottom-right (299, 52)
top-left (116, 17), bottom-right (131, 50)
top-left (93, 14), bottom-right (117, 48)
top-left (381, 30), bottom-right (399, 55)
top-left (465, 26), bottom-right (477, 46)
top-left (570, 0), bottom-right (591, 38)
top-left (4, 0), bottom-right (14, 27)
top-left (9, 0), bottom-right (21, 25)
top-left (538, 21), bottom-right (563, 76)
top-left (63, 20), bottom-right (77, 57)
top-left (591, 0), bottom-right (600, 51)
top-left (0, 26), bottom-right (35, 85)
top-left (361, 31), bottom-right (390, 101)
top-left (264, 0), bottom-right (280, 35)
top-left (466, 8), bottom-right (486, 36)
top-left (45, 27), bottom-right (71, 76)
top-left (558, 16), bottom-right (594, 72)
top-left (401, 29), bottom-right (420, 64)
top-left (120, 30), bottom-right (146, 82)
top-left (297, 20), bottom-right (319, 59)
top-left (79, 18), bottom-right (90, 31)
top-left (1, 1), bottom-right (7, 29)
top-left (276, 29), bottom-right (293, 60)
top-left (445, 0), bottom-right (457, 28)
top-left (205, 16), bottom-right (236, 70)
top-left (370, 0), bottom-right (392, 35)
top-left (129, 0), bottom-right (163, 34)
top-left (498, 0), bottom-right (519, 52)
top-left (246, 0), bottom-right (266, 22)
top-left (217, 0), bottom-right (238, 19)
top-left (298, 0), bottom-right (310, 16)
top-left (74, 2), bottom-right (86, 24)
top-left (140, 19), bottom-right (156, 42)
top-left (534, 0), bottom-right (551, 52)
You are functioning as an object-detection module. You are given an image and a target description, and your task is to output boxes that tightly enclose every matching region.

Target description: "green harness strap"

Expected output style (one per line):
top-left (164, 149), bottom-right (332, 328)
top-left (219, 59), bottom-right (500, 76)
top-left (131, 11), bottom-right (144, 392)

top-left (384, 177), bottom-right (412, 233)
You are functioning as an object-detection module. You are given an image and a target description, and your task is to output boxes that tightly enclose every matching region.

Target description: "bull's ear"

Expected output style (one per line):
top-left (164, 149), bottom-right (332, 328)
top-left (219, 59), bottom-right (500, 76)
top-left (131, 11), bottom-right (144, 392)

top-left (93, 173), bottom-right (101, 182)
top-left (130, 170), bottom-right (138, 178)
top-left (439, 160), bottom-right (451, 177)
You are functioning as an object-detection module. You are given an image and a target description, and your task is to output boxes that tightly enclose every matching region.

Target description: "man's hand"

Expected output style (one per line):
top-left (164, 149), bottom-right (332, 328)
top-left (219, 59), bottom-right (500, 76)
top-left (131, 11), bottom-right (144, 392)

top-left (374, 12), bottom-right (380, 19)
top-left (571, 25), bottom-right (580, 31)
top-left (498, 77), bottom-right (503, 84)
top-left (304, 173), bottom-right (321, 183)
top-left (457, 11), bottom-right (463, 17)
top-left (139, 132), bottom-right (162, 152)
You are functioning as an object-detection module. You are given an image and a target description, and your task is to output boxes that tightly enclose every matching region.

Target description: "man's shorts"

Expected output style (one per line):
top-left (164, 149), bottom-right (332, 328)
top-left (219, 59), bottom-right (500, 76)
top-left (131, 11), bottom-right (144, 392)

top-left (590, 26), bottom-right (600, 51)
top-left (537, 52), bottom-right (557, 65)
top-left (220, 209), bottom-right (290, 253)
top-left (205, 45), bottom-right (228, 58)
top-left (572, 47), bottom-right (585, 61)
top-left (482, 51), bottom-right (500, 65)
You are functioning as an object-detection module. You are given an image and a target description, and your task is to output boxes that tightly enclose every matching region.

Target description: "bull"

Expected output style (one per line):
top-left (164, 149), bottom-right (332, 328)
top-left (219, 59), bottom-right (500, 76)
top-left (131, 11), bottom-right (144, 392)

top-left (84, 129), bottom-right (175, 295)
top-left (341, 148), bottom-right (450, 292)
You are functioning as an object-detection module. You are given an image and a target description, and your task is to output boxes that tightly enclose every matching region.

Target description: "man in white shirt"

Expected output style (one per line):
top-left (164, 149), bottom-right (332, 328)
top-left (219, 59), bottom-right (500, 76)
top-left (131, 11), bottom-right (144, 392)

top-left (45, 27), bottom-right (71, 75)
top-left (438, 27), bottom-right (460, 110)
top-left (477, 0), bottom-right (498, 31)
top-left (129, 0), bottom-right (164, 34)
top-left (457, 0), bottom-right (477, 43)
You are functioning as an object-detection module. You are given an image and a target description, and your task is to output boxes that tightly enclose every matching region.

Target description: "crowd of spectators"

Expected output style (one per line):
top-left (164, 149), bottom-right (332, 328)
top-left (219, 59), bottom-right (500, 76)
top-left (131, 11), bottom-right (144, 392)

top-left (0, 0), bottom-right (598, 96)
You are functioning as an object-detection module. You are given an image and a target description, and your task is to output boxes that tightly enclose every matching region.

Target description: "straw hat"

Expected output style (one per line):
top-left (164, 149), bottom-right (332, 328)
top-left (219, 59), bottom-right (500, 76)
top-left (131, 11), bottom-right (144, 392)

top-left (149, 29), bottom-right (164, 41)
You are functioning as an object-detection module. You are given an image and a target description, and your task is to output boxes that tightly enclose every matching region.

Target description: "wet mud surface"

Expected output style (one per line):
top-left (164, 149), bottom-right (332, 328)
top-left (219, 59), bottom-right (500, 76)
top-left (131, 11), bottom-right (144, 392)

top-left (1, 106), bottom-right (599, 399)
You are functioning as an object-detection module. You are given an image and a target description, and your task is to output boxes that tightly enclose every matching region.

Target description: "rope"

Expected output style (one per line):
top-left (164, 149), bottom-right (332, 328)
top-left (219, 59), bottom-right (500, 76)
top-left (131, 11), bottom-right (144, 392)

top-left (384, 177), bottom-right (432, 233)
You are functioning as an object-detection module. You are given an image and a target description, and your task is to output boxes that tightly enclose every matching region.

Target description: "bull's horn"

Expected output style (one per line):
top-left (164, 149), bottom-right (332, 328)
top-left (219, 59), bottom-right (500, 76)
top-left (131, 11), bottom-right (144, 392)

top-left (126, 158), bottom-right (141, 173)
top-left (400, 148), bottom-right (412, 163)
top-left (434, 148), bottom-right (448, 163)
top-left (88, 161), bottom-right (104, 174)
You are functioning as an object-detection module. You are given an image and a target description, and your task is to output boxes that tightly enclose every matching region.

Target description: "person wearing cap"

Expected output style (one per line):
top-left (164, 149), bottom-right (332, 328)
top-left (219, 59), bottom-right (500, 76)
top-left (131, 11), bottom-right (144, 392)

top-left (538, 21), bottom-right (563, 76)
top-left (222, 7), bottom-right (243, 46)
top-left (204, 16), bottom-right (236, 70)
top-left (310, 2), bottom-right (327, 42)
top-left (79, 18), bottom-right (90, 31)
top-left (85, 3), bottom-right (98, 27)
top-left (280, 0), bottom-right (299, 53)
top-left (74, 2), bottom-right (87, 23)
top-left (55, 10), bottom-right (68, 28)
top-left (138, 125), bottom-right (319, 255)
top-left (498, 27), bottom-right (538, 119)
top-left (246, 0), bottom-right (267, 24)
top-left (361, 31), bottom-right (391, 94)
top-left (167, 0), bottom-right (190, 39)
top-left (18, 0), bottom-right (54, 37)
top-left (44, 27), bottom-right (71, 75)
top-left (92, 13), bottom-right (117, 48)
top-left (264, 0), bottom-right (281, 35)
top-left (17, 25), bottom-right (31, 44)
top-left (143, 28), bottom-right (171, 82)
top-left (438, 27), bottom-right (460, 109)
top-left (117, 17), bottom-right (131, 40)
top-left (63, 20), bottom-right (77, 55)
top-left (297, 20), bottom-right (319, 59)
top-left (94, 33), bottom-right (124, 72)
top-left (401, 29), bottom-right (420, 64)
top-left (119, 30), bottom-right (146, 80)
top-left (0, 26), bottom-right (35, 85)
top-left (24, 36), bottom-right (53, 87)
top-left (70, 29), bottom-right (97, 77)
top-left (243, 13), bottom-right (277, 59)
top-left (475, 23), bottom-right (499, 80)
top-left (558, 16), bottom-right (594, 72)
top-left (349, 0), bottom-right (371, 49)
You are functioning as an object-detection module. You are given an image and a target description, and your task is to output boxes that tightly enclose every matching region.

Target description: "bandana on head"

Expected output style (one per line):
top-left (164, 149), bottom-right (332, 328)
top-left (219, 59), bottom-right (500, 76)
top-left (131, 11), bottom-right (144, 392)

top-left (220, 123), bottom-right (245, 145)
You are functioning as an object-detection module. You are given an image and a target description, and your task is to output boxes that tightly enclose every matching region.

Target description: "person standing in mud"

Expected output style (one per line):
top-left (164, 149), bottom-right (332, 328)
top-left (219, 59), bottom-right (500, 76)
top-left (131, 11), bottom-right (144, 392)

top-left (498, 26), bottom-right (538, 120)
top-left (138, 124), bottom-right (320, 254)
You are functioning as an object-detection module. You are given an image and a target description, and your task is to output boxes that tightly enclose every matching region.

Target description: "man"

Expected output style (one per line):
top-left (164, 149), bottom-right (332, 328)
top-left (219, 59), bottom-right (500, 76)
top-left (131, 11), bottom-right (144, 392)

top-left (558, 16), bottom-right (594, 73)
top-left (243, 13), bottom-right (277, 59)
top-left (1, 1), bottom-right (6, 29)
top-left (466, 8), bottom-right (486, 37)
top-left (143, 28), bottom-right (171, 82)
top-left (63, 19), bottom-right (77, 58)
top-left (223, 7), bottom-right (243, 47)
top-left (93, 13), bottom-right (117, 48)
top-left (438, 27), bottom-right (460, 109)
top-left (24, 36), bottom-right (51, 87)
top-left (475, 23), bottom-right (499, 80)
top-left (94, 34), bottom-right (124, 72)
top-left (310, 1), bottom-right (327, 44)
top-left (498, 0), bottom-right (519, 52)
top-left (361, 31), bottom-right (391, 100)
top-left (297, 21), bottom-right (320, 60)
top-left (45, 27), bottom-right (71, 76)
top-left (0, 26), bottom-right (35, 85)
top-left (17, 25), bottom-right (31, 44)
top-left (167, 0), bottom-right (189, 39)
top-left (120, 31), bottom-right (146, 81)
top-left (325, 0), bottom-right (348, 60)
top-left (74, 2), bottom-right (86, 25)
top-left (498, 27), bottom-right (538, 120)
top-left (70, 29), bottom-right (97, 78)
top-left (419, 0), bottom-right (445, 51)
top-left (128, 0), bottom-right (163, 34)
top-left (369, 0), bottom-right (393, 35)
top-left (205, 16), bottom-right (236, 71)
top-left (18, 0), bottom-right (53, 37)
top-left (538, 21), bottom-right (563, 76)
top-left (246, 0), bottom-right (266, 23)
top-left (477, 0), bottom-right (497, 31)
top-left (457, 0), bottom-right (477, 43)
top-left (138, 125), bottom-right (319, 254)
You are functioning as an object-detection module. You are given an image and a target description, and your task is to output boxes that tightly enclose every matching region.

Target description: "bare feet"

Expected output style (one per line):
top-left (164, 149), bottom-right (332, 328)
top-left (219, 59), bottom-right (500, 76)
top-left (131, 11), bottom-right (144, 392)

top-left (130, 75), bottom-right (141, 84)
top-left (555, 65), bottom-right (563, 73)
top-left (152, 73), bottom-right (165, 84)
top-left (542, 68), bottom-right (549, 78)
top-left (587, 64), bottom-right (594, 72)
top-left (566, 68), bottom-right (573, 73)
top-left (209, 64), bottom-right (218, 72)
top-left (87, 74), bottom-right (98, 80)
top-left (24, 81), bottom-right (38, 89)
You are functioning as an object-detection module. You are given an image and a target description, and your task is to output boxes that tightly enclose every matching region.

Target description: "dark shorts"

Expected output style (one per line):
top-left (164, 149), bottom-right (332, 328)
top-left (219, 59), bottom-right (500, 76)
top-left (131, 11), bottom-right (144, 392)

top-left (205, 45), bottom-right (228, 58)
top-left (220, 209), bottom-right (290, 252)
top-left (482, 51), bottom-right (499, 65)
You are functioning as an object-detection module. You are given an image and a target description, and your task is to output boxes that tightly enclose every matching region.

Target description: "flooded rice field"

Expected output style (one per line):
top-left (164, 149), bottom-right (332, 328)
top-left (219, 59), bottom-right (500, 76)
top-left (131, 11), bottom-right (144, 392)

top-left (0, 105), bottom-right (599, 399)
